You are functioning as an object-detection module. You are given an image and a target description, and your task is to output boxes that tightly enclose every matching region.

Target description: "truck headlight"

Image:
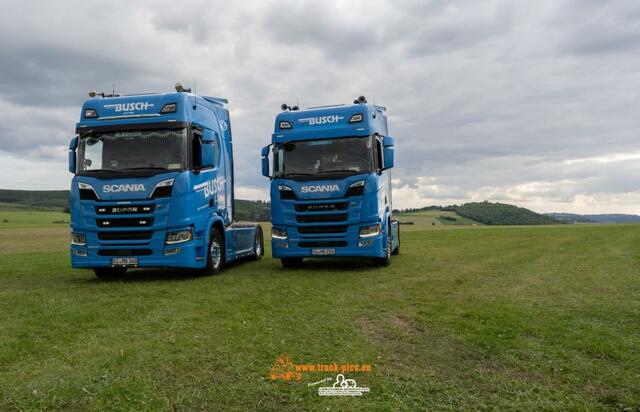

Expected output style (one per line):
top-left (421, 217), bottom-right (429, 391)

top-left (272, 228), bottom-right (288, 240)
top-left (166, 229), bottom-right (192, 244)
top-left (71, 233), bottom-right (87, 246)
top-left (359, 224), bottom-right (381, 238)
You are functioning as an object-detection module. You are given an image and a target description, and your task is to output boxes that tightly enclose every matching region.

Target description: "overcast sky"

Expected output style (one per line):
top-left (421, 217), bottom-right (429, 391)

top-left (1, 0), bottom-right (639, 213)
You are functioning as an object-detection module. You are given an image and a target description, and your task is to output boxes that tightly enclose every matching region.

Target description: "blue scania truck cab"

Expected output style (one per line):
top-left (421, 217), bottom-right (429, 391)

top-left (68, 84), bottom-right (264, 278)
top-left (261, 96), bottom-right (399, 267)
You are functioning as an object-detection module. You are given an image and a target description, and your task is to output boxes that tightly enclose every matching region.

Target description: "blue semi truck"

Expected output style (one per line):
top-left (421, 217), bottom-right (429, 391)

top-left (68, 84), bottom-right (263, 278)
top-left (261, 96), bottom-right (399, 267)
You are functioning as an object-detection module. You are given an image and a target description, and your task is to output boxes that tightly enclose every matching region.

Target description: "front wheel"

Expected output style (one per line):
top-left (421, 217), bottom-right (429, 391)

top-left (250, 226), bottom-right (264, 261)
top-left (203, 227), bottom-right (225, 275)
top-left (372, 229), bottom-right (392, 267)
top-left (94, 267), bottom-right (127, 279)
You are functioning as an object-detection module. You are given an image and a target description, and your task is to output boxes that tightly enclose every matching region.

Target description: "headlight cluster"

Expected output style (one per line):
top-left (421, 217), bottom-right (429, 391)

top-left (71, 233), bottom-right (87, 246)
top-left (271, 228), bottom-right (288, 240)
top-left (165, 229), bottom-right (192, 245)
top-left (359, 224), bottom-right (381, 238)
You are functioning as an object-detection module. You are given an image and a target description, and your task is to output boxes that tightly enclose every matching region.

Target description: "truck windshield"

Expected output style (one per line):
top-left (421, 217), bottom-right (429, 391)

top-left (275, 136), bottom-right (374, 179)
top-left (77, 129), bottom-right (188, 175)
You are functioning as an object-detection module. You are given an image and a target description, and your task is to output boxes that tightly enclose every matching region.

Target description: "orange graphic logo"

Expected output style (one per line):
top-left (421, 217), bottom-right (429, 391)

top-left (269, 354), bottom-right (302, 381)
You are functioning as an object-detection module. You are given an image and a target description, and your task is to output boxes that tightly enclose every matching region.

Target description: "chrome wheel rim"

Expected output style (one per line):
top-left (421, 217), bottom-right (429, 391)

top-left (255, 234), bottom-right (262, 256)
top-left (387, 235), bottom-right (391, 259)
top-left (210, 239), bottom-right (222, 268)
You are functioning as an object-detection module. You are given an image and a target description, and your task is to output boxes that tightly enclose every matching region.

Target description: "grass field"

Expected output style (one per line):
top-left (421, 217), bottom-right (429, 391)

top-left (1, 211), bottom-right (639, 410)
top-left (396, 209), bottom-right (480, 227)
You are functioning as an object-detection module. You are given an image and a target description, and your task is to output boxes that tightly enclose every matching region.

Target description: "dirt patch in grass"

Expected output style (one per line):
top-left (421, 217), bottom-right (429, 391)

top-left (353, 312), bottom-right (613, 405)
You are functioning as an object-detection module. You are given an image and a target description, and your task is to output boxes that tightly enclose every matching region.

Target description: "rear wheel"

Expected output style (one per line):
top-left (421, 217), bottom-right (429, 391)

top-left (281, 257), bottom-right (303, 268)
top-left (94, 267), bottom-right (127, 279)
top-left (251, 226), bottom-right (264, 261)
top-left (392, 223), bottom-right (400, 255)
top-left (203, 227), bottom-right (224, 275)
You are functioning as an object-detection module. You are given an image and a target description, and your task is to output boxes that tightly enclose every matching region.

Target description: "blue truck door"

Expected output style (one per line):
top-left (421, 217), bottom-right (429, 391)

top-left (192, 127), bottom-right (223, 230)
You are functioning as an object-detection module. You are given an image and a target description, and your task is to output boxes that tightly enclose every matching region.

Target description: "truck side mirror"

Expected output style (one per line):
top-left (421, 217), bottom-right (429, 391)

top-left (200, 130), bottom-right (216, 168)
top-left (68, 136), bottom-right (78, 173)
top-left (261, 145), bottom-right (271, 178)
top-left (382, 136), bottom-right (395, 170)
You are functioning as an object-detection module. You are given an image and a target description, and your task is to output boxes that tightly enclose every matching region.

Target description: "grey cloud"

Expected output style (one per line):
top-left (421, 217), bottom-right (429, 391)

top-left (553, 0), bottom-right (640, 55)
top-left (0, 0), bottom-right (639, 213)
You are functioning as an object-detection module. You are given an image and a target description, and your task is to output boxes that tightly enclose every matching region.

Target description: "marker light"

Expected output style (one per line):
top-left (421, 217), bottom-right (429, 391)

top-left (348, 113), bottom-right (363, 123)
top-left (278, 185), bottom-right (295, 200)
top-left (359, 224), bottom-right (381, 238)
top-left (161, 103), bottom-right (177, 113)
top-left (346, 180), bottom-right (365, 196)
top-left (88, 91), bottom-right (97, 97)
top-left (151, 178), bottom-right (174, 199)
top-left (175, 83), bottom-right (191, 93)
top-left (353, 95), bottom-right (367, 104)
top-left (84, 108), bottom-right (98, 118)
top-left (78, 182), bottom-right (99, 200)
top-left (279, 121), bottom-right (292, 129)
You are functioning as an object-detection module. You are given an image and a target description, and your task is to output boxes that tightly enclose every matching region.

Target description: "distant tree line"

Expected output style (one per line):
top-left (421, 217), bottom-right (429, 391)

top-left (0, 189), bottom-right (69, 210)
top-left (0, 189), bottom-right (271, 221)
top-left (234, 199), bottom-right (270, 222)
top-left (452, 202), bottom-right (560, 225)
top-left (396, 201), bottom-right (561, 225)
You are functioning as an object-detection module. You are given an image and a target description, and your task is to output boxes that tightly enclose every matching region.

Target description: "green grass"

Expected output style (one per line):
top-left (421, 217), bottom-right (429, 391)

top-left (0, 209), bottom-right (70, 228)
top-left (1, 212), bottom-right (640, 410)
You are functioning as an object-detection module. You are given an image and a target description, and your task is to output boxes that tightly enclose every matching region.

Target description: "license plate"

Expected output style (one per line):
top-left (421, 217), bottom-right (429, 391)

top-left (312, 248), bottom-right (336, 256)
top-left (111, 257), bottom-right (138, 267)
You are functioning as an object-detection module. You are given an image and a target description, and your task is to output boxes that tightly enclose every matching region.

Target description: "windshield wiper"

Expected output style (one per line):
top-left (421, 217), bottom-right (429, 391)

top-left (81, 169), bottom-right (126, 173)
top-left (282, 172), bottom-right (316, 177)
top-left (119, 166), bottom-right (171, 171)
top-left (317, 169), bottom-right (361, 175)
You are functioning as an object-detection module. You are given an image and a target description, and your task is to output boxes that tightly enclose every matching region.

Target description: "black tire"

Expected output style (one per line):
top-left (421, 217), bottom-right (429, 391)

top-left (372, 225), bottom-right (392, 267)
top-left (250, 226), bottom-right (264, 261)
top-left (392, 223), bottom-right (400, 255)
top-left (203, 227), bottom-right (225, 275)
top-left (94, 267), bottom-right (127, 278)
top-left (281, 257), bottom-right (303, 268)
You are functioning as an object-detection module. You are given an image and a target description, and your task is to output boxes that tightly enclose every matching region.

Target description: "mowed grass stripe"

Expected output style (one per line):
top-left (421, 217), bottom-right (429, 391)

top-left (1, 214), bottom-right (639, 410)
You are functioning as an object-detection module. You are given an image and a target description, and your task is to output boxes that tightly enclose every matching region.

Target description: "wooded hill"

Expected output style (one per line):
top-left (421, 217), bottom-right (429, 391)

top-left (400, 201), bottom-right (561, 225)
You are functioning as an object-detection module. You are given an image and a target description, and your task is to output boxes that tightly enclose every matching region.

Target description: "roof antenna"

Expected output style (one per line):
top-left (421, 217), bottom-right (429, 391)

top-left (194, 81), bottom-right (197, 96)
top-left (373, 92), bottom-right (376, 106)
top-left (112, 83), bottom-right (115, 96)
